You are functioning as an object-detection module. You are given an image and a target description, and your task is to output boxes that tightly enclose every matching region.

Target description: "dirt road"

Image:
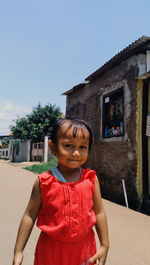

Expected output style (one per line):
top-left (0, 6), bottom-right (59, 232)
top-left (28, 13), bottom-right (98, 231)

top-left (0, 160), bottom-right (150, 265)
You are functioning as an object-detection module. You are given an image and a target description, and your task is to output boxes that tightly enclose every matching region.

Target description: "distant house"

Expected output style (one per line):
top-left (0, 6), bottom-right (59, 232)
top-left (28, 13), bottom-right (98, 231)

top-left (31, 142), bottom-right (44, 161)
top-left (0, 148), bottom-right (9, 159)
top-left (12, 137), bottom-right (50, 163)
top-left (63, 36), bottom-right (150, 209)
top-left (0, 135), bottom-right (12, 159)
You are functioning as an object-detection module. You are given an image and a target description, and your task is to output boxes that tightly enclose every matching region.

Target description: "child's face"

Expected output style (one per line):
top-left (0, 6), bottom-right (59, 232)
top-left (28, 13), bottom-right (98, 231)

top-left (50, 126), bottom-right (90, 170)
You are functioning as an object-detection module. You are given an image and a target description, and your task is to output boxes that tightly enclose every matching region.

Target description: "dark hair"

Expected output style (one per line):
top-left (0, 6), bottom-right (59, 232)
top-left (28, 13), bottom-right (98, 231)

top-left (51, 117), bottom-right (93, 149)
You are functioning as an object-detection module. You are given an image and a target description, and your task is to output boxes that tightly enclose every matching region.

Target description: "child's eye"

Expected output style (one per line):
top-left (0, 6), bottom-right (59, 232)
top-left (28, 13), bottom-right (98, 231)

top-left (64, 144), bottom-right (72, 148)
top-left (80, 145), bottom-right (88, 150)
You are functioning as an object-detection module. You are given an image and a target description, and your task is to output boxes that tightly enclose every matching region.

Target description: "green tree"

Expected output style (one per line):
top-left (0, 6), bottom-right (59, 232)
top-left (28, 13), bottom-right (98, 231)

top-left (0, 136), bottom-right (12, 148)
top-left (10, 103), bottom-right (62, 142)
top-left (1, 136), bottom-right (11, 145)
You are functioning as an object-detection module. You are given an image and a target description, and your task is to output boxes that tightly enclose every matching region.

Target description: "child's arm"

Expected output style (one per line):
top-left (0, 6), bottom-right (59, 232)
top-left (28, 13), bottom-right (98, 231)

top-left (12, 177), bottom-right (42, 265)
top-left (89, 176), bottom-right (109, 265)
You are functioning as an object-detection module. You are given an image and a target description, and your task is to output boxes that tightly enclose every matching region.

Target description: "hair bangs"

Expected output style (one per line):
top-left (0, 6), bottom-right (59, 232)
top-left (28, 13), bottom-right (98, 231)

top-left (59, 122), bottom-right (89, 139)
top-left (51, 117), bottom-right (93, 149)
top-left (72, 125), bottom-right (89, 139)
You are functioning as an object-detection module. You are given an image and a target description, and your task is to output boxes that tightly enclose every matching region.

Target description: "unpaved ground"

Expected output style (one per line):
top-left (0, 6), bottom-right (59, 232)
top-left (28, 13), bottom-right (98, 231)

top-left (0, 159), bottom-right (150, 265)
top-left (6, 160), bottom-right (42, 169)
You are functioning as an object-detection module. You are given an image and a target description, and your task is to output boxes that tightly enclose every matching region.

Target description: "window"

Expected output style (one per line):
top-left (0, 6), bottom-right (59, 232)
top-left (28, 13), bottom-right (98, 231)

top-left (103, 87), bottom-right (124, 138)
top-left (38, 143), bottom-right (43, 149)
top-left (37, 156), bottom-right (42, 161)
top-left (33, 155), bottom-right (42, 161)
top-left (34, 143), bottom-right (43, 149)
top-left (33, 156), bottom-right (37, 161)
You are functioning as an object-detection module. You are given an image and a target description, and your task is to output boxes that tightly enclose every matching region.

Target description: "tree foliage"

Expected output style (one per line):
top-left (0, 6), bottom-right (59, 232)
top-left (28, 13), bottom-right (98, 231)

top-left (10, 103), bottom-right (62, 142)
top-left (1, 136), bottom-right (11, 146)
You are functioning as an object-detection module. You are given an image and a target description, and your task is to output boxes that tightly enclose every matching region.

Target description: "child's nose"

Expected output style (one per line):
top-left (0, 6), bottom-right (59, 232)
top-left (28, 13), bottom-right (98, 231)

top-left (72, 149), bottom-right (80, 156)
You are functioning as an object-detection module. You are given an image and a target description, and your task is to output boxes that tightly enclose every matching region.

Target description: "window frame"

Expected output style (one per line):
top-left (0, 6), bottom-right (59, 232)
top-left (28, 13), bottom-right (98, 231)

top-left (102, 87), bottom-right (124, 138)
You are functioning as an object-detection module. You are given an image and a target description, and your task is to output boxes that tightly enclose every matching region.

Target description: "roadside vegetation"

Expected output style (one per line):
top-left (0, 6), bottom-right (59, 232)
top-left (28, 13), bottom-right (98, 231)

top-left (24, 157), bottom-right (57, 174)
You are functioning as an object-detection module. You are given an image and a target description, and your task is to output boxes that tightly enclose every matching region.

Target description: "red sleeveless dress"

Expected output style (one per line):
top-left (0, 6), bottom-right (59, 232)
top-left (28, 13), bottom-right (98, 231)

top-left (34, 168), bottom-right (97, 265)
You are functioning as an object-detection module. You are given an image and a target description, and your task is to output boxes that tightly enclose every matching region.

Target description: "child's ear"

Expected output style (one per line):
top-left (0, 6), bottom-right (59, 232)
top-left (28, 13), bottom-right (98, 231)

top-left (48, 140), bottom-right (56, 155)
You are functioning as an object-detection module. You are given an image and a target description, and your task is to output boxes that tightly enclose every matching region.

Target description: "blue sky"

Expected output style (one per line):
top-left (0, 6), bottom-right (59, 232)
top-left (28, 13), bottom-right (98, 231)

top-left (0, 0), bottom-right (150, 135)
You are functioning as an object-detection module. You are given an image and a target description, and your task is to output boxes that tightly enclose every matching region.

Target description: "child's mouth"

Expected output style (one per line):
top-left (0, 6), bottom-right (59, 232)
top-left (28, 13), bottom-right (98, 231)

top-left (68, 160), bottom-right (80, 162)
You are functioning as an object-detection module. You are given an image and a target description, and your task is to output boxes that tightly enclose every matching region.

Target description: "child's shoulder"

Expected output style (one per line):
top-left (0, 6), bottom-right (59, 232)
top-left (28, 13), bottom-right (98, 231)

top-left (82, 168), bottom-right (96, 174)
top-left (82, 168), bottom-right (97, 181)
top-left (38, 170), bottom-right (53, 184)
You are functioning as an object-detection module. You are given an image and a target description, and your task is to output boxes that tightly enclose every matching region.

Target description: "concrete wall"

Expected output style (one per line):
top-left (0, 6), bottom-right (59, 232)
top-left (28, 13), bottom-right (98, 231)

top-left (13, 140), bottom-right (31, 162)
top-left (65, 54), bottom-right (147, 208)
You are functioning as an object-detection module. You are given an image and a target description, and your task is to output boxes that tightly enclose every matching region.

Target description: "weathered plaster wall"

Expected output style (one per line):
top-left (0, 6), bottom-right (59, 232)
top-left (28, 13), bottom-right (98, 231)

top-left (66, 54), bottom-right (146, 208)
top-left (136, 79), bottom-right (143, 199)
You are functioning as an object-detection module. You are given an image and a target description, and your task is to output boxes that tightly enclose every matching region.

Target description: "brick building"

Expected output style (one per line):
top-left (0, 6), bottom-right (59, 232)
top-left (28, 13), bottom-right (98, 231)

top-left (63, 36), bottom-right (150, 209)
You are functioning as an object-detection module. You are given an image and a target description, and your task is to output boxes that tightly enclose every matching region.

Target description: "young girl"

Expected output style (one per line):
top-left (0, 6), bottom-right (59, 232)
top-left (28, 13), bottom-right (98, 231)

top-left (12, 117), bottom-right (109, 265)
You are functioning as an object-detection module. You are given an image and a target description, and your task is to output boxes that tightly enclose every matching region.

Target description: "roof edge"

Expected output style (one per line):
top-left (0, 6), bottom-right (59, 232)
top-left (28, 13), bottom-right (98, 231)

top-left (85, 36), bottom-right (150, 81)
top-left (62, 81), bottom-right (89, 95)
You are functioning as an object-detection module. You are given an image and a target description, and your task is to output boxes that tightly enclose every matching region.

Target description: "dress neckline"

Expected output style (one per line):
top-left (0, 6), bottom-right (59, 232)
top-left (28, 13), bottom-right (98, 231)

top-left (50, 167), bottom-right (84, 185)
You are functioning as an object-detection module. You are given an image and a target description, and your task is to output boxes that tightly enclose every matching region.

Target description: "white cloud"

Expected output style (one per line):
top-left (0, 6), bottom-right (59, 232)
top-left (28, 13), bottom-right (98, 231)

top-left (0, 101), bottom-right (31, 113)
top-left (1, 103), bottom-right (14, 111)
top-left (0, 112), bottom-right (7, 119)
top-left (0, 100), bottom-right (32, 135)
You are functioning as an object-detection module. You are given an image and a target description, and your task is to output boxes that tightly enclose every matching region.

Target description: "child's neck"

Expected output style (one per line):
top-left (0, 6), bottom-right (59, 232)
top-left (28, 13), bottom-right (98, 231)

top-left (57, 165), bottom-right (81, 183)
